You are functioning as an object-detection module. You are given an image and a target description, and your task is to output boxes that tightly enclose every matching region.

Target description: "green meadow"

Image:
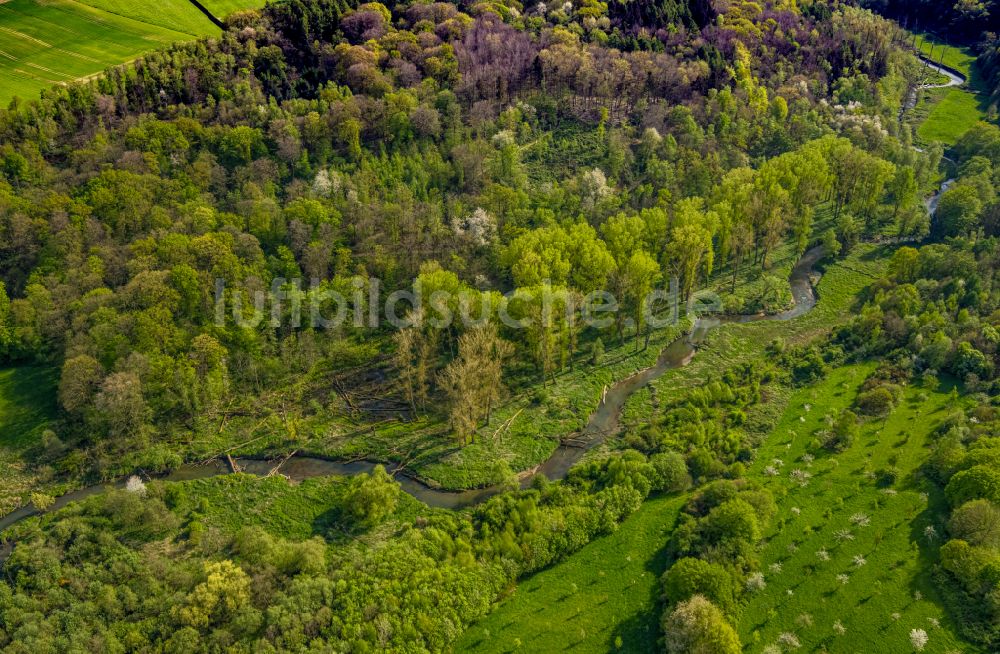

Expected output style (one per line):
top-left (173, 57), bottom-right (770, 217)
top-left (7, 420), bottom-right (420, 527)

top-left (738, 364), bottom-right (975, 653)
top-left (198, 0), bottom-right (268, 17)
top-left (912, 33), bottom-right (991, 146)
top-left (454, 494), bottom-right (688, 653)
top-left (0, 0), bottom-right (207, 104)
top-left (916, 87), bottom-right (986, 145)
top-left (75, 0), bottom-right (218, 35)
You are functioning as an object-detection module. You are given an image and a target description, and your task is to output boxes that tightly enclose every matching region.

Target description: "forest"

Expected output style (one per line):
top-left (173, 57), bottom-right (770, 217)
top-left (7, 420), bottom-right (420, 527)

top-left (0, 0), bottom-right (998, 651)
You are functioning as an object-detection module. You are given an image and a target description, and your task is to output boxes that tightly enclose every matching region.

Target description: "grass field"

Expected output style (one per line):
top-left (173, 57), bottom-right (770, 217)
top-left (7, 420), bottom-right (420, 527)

top-left (917, 87), bottom-right (986, 144)
top-left (0, 366), bottom-right (58, 515)
top-left (199, 0), bottom-right (267, 17)
top-left (454, 494), bottom-right (687, 653)
top-left (0, 0), bottom-right (211, 105)
top-left (912, 33), bottom-right (991, 147)
top-left (75, 0), bottom-right (218, 35)
top-left (738, 364), bottom-right (976, 653)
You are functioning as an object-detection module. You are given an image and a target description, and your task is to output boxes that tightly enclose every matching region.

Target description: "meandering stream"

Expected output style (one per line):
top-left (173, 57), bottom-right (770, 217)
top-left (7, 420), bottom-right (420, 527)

top-left (0, 247), bottom-right (824, 533)
top-left (0, 86), bottom-right (959, 536)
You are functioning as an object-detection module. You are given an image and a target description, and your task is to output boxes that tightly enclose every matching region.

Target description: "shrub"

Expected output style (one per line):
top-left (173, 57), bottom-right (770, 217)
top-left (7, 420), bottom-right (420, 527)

top-left (650, 452), bottom-right (692, 492)
top-left (824, 409), bottom-right (859, 451)
top-left (877, 466), bottom-right (902, 488)
top-left (948, 499), bottom-right (1000, 548)
top-left (662, 557), bottom-right (736, 613)
top-left (856, 386), bottom-right (896, 417)
top-left (698, 499), bottom-right (761, 548)
top-left (946, 465), bottom-right (1000, 507)
top-left (661, 595), bottom-right (741, 654)
top-left (30, 492), bottom-right (54, 512)
top-left (343, 465), bottom-right (400, 525)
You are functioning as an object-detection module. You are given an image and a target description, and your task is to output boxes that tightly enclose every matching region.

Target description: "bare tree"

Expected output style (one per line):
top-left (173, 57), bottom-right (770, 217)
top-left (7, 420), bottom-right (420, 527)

top-left (393, 317), bottom-right (434, 415)
top-left (438, 324), bottom-right (513, 445)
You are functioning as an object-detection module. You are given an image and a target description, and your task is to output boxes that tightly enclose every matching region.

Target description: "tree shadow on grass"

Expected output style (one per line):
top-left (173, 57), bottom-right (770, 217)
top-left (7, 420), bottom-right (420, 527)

top-left (860, 244), bottom-right (897, 263)
top-left (603, 508), bottom-right (676, 653)
top-left (900, 455), bottom-right (975, 642)
top-left (0, 366), bottom-right (58, 450)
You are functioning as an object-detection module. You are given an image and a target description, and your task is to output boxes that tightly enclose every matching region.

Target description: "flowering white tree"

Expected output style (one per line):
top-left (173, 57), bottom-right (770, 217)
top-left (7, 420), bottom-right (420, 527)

top-left (910, 628), bottom-right (929, 651)
top-left (746, 572), bottom-right (766, 591)
top-left (579, 168), bottom-right (611, 211)
top-left (452, 207), bottom-right (497, 246)
top-left (790, 469), bottom-right (812, 486)
top-left (312, 169), bottom-right (332, 196)
top-left (834, 529), bottom-right (855, 542)
top-left (125, 475), bottom-right (147, 495)
top-left (777, 632), bottom-right (802, 649)
top-left (850, 512), bottom-right (871, 527)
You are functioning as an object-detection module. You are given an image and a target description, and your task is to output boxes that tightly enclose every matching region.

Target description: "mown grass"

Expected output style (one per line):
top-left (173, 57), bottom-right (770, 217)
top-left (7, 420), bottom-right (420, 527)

top-left (75, 0), bottom-right (217, 36)
top-left (0, 0), bottom-right (207, 104)
top-left (917, 87), bottom-right (987, 145)
top-left (0, 366), bottom-right (58, 515)
top-left (198, 0), bottom-right (268, 18)
top-left (738, 365), bottom-right (977, 653)
top-left (454, 493), bottom-right (687, 653)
